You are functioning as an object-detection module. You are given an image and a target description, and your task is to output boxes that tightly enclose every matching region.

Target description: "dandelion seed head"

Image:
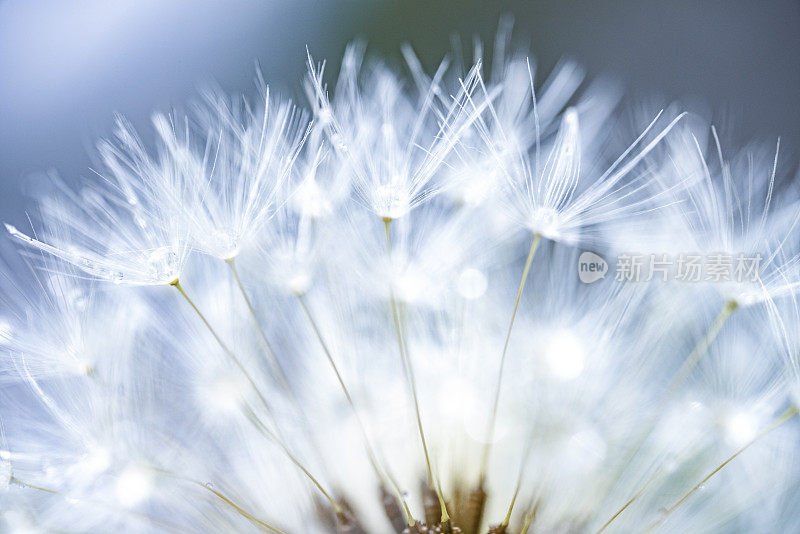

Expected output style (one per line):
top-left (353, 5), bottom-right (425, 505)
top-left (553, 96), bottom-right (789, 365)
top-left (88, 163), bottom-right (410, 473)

top-left (2, 30), bottom-right (799, 534)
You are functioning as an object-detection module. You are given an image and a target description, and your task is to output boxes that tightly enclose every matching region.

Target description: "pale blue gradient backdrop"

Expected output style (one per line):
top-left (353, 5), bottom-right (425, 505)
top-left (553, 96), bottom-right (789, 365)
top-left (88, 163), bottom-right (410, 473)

top-left (1, 0), bottom-right (798, 228)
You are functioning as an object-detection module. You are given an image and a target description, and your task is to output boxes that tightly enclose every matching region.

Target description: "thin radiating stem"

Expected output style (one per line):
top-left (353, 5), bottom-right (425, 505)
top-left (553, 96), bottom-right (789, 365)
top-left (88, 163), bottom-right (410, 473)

top-left (645, 405), bottom-right (798, 533)
top-left (480, 233), bottom-right (542, 481)
top-left (202, 483), bottom-right (288, 534)
top-left (242, 405), bottom-right (342, 515)
top-left (520, 502), bottom-right (538, 534)
top-left (171, 280), bottom-right (274, 418)
top-left (152, 467), bottom-right (288, 533)
top-left (11, 476), bottom-right (57, 493)
top-left (296, 292), bottom-right (387, 482)
top-left (225, 258), bottom-right (291, 391)
top-left (594, 299), bottom-right (739, 530)
top-left (500, 431), bottom-right (536, 529)
top-left (595, 475), bottom-right (657, 534)
top-left (667, 299), bottom-right (738, 395)
top-left (383, 218), bottom-right (436, 490)
top-left (501, 481), bottom-right (522, 528)
top-left (434, 474), bottom-right (452, 528)
top-left (172, 280), bottom-right (232, 353)
top-left (227, 258), bottom-right (335, 483)
top-left (12, 476), bottom-right (191, 534)
top-left (171, 279), bottom-right (340, 514)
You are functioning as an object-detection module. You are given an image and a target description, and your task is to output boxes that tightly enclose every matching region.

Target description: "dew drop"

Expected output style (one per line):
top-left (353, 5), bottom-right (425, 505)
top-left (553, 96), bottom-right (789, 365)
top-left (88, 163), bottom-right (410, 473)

top-left (208, 229), bottom-right (239, 259)
top-left (331, 133), bottom-right (348, 152)
top-left (146, 246), bottom-right (179, 283)
top-left (374, 183), bottom-right (410, 220)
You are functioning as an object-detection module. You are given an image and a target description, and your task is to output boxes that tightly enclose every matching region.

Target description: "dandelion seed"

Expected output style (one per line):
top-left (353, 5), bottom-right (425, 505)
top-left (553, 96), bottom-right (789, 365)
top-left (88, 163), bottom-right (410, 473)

top-left (307, 44), bottom-right (486, 220)
top-left (4, 150), bottom-right (190, 286)
top-left (153, 85), bottom-right (310, 261)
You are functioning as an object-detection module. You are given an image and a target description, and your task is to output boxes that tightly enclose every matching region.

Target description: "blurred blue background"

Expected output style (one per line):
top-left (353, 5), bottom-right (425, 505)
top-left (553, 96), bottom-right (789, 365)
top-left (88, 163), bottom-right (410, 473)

top-left (1, 0), bottom-right (798, 228)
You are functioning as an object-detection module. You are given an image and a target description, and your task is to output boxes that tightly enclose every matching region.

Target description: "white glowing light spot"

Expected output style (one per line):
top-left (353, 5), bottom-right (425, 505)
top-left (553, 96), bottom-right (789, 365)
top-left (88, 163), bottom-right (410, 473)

top-left (544, 329), bottom-right (586, 380)
top-left (115, 465), bottom-right (154, 507)
top-left (724, 411), bottom-right (758, 447)
top-left (438, 378), bottom-right (472, 419)
top-left (458, 268), bottom-right (487, 300)
top-left (393, 270), bottom-right (429, 304)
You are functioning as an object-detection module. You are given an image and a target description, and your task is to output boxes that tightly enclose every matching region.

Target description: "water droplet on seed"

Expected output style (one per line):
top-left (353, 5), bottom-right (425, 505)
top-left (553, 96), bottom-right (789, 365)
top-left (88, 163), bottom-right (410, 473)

top-left (146, 247), bottom-right (179, 282)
